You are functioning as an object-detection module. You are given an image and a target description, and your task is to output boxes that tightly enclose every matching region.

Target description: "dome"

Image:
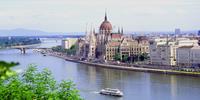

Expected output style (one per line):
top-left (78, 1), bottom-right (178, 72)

top-left (100, 21), bottom-right (112, 30)
top-left (100, 14), bottom-right (112, 31)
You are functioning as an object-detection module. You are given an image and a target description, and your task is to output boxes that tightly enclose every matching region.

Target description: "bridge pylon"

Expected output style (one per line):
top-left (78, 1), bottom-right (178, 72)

top-left (20, 48), bottom-right (26, 54)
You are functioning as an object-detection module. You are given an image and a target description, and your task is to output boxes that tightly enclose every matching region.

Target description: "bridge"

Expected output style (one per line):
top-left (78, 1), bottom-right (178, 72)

top-left (9, 44), bottom-right (50, 54)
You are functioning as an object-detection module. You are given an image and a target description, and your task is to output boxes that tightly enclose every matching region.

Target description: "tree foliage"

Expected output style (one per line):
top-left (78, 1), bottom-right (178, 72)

top-left (0, 65), bottom-right (82, 100)
top-left (114, 53), bottom-right (121, 61)
top-left (66, 45), bottom-right (77, 55)
top-left (0, 37), bottom-right (41, 48)
top-left (52, 45), bottom-right (77, 55)
top-left (52, 46), bottom-right (67, 53)
top-left (118, 53), bottom-right (149, 63)
top-left (122, 55), bottom-right (129, 62)
top-left (0, 61), bottom-right (19, 79)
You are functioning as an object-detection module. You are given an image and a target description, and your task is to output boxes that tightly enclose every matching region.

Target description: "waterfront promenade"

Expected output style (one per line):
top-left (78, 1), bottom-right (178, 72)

top-left (38, 49), bottom-right (200, 77)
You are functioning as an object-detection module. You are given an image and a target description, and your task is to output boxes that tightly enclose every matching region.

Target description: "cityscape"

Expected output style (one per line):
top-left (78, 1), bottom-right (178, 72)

top-left (0, 0), bottom-right (200, 100)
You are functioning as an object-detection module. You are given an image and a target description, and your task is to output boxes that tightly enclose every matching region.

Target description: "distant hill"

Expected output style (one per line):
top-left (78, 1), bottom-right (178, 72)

top-left (0, 28), bottom-right (197, 37)
top-left (0, 28), bottom-right (84, 36)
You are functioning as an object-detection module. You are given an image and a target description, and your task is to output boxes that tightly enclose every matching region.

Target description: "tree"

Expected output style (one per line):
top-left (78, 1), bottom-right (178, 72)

top-left (0, 61), bottom-right (19, 79)
top-left (128, 55), bottom-right (135, 63)
top-left (122, 55), bottom-right (129, 62)
top-left (52, 46), bottom-right (67, 53)
top-left (0, 65), bottom-right (82, 100)
top-left (0, 37), bottom-right (41, 48)
top-left (139, 53), bottom-right (148, 61)
top-left (66, 45), bottom-right (77, 55)
top-left (114, 53), bottom-right (121, 61)
top-left (139, 54), bottom-right (145, 61)
top-left (52, 45), bottom-right (77, 55)
top-left (136, 55), bottom-right (140, 62)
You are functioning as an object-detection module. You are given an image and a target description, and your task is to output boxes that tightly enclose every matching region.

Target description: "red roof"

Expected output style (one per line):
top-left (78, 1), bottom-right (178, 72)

top-left (111, 34), bottom-right (122, 39)
top-left (107, 41), bottom-right (121, 47)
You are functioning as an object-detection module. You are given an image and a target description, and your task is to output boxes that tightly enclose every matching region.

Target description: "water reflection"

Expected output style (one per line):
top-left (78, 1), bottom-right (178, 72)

top-left (170, 76), bottom-right (177, 100)
top-left (75, 63), bottom-right (200, 100)
top-left (1, 42), bottom-right (200, 100)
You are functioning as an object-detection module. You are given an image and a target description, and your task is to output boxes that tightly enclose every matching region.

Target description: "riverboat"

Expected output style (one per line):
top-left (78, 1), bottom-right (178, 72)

top-left (99, 88), bottom-right (123, 97)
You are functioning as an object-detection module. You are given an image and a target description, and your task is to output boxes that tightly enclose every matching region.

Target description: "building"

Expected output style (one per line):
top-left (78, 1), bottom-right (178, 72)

top-left (96, 13), bottom-right (117, 59)
top-left (105, 41), bottom-right (121, 60)
top-left (175, 28), bottom-right (181, 35)
top-left (76, 13), bottom-right (149, 61)
top-left (198, 30), bottom-right (200, 36)
top-left (118, 37), bottom-right (149, 61)
top-left (85, 29), bottom-right (97, 59)
top-left (149, 38), bottom-right (199, 66)
top-left (62, 38), bottom-right (78, 49)
top-left (149, 38), bottom-right (174, 65)
top-left (76, 38), bottom-right (86, 57)
top-left (176, 46), bottom-right (200, 67)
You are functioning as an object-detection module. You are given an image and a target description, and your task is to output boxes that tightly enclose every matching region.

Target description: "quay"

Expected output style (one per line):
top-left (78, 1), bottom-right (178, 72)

top-left (65, 58), bottom-right (200, 77)
top-left (37, 49), bottom-right (200, 77)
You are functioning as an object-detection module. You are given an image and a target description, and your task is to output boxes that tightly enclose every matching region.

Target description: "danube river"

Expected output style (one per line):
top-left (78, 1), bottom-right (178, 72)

top-left (0, 39), bottom-right (200, 100)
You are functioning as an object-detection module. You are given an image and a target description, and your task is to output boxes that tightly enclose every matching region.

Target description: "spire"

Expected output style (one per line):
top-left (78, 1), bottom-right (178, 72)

top-left (166, 34), bottom-right (169, 45)
top-left (118, 27), bottom-right (120, 34)
top-left (90, 23), bottom-right (93, 33)
top-left (93, 28), bottom-right (95, 33)
top-left (121, 27), bottom-right (123, 34)
top-left (89, 27), bottom-right (96, 44)
top-left (89, 25), bottom-right (93, 42)
top-left (85, 23), bottom-right (88, 33)
top-left (85, 23), bottom-right (90, 41)
top-left (104, 11), bottom-right (107, 21)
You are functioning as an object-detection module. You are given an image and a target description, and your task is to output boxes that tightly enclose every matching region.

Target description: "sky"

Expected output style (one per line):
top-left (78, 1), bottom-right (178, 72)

top-left (0, 0), bottom-right (200, 33)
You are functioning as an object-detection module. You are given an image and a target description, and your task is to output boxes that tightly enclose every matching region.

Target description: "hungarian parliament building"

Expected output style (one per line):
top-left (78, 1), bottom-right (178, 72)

top-left (76, 13), bottom-right (149, 61)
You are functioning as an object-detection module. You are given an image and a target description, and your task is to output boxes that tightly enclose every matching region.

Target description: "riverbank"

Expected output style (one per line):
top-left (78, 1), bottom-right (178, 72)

top-left (65, 58), bottom-right (200, 77)
top-left (39, 49), bottom-right (200, 77)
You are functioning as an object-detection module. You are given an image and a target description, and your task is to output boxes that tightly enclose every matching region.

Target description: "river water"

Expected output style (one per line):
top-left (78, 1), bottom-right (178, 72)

top-left (0, 39), bottom-right (200, 100)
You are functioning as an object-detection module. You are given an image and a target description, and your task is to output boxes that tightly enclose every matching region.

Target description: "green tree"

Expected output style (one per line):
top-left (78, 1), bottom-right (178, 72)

top-left (114, 53), bottom-right (121, 61)
top-left (0, 37), bottom-right (41, 48)
top-left (0, 61), bottom-right (19, 79)
top-left (139, 53), bottom-right (148, 61)
top-left (52, 46), bottom-right (67, 53)
top-left (122, 55), bottom-right (129, 62)
top-left (0, 65), bottom-right (82, 100)
top-left (52, 45), bottom-right (77, 55)
top-left (66, 45), bottom-right (77, 55)
top-left (139, 54), bottom-right (145, 61)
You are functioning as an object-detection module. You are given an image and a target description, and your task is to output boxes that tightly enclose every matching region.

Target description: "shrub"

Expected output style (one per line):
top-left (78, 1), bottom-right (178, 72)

top-left (0, 65), bottom-right (82, 100)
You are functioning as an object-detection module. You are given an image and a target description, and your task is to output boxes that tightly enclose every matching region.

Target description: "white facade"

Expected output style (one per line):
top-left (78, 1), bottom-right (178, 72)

top-left (62, 38), bottom-right (78, 49)
top-left (177, 46), bottom-right (200, 67)
top-left (149, 38), bottom-right (176, 65)
top-left (191, 47), bottom-right (200, 64)
top-left (176, 46), bottom-right (191, 66)
top-left (149, 38), bottom-right (198, 66)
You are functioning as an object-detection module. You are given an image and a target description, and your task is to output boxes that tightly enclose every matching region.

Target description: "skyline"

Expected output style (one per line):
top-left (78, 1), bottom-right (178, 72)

top-left (0, 0), bottom-right (200, 33)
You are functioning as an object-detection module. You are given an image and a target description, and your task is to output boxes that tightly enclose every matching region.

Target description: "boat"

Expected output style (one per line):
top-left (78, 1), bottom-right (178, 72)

top-left (99, 88), bottom-right (123, 97)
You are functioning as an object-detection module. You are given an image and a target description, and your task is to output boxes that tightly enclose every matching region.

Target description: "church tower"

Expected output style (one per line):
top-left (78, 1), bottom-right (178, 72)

top-left (88, 28), bottom-right (96, 59)
top-left (97, 12), bottom-right (113, 59)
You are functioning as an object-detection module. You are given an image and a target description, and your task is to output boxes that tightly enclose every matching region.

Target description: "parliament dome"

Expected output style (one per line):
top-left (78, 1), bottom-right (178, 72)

top-left (100, 14), bottom-right (112, 31)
